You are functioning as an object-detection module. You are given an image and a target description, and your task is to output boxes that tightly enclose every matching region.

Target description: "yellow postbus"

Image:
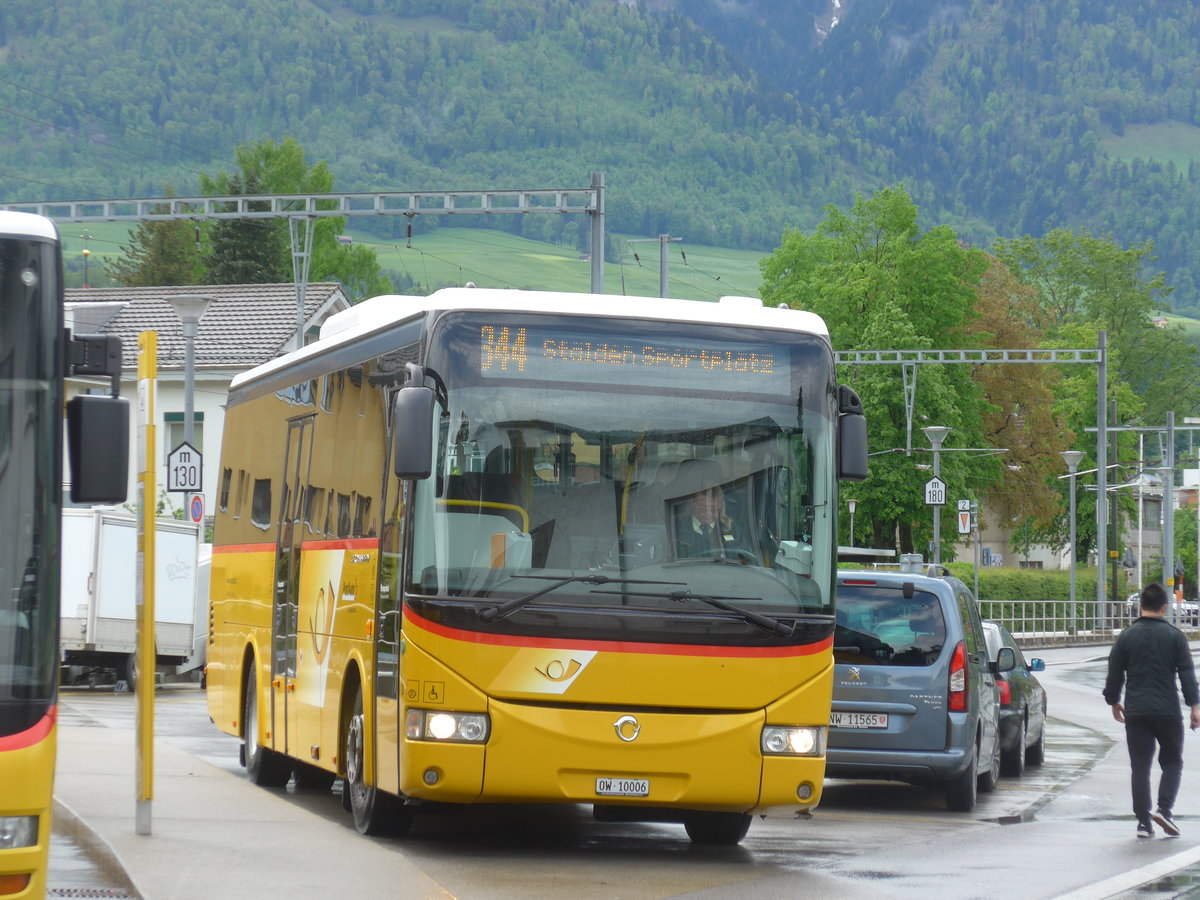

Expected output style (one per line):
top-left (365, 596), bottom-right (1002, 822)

top-left (0, 211), bottom-right (127, 897)
top-left (207, 288), bottom-right (867, 845)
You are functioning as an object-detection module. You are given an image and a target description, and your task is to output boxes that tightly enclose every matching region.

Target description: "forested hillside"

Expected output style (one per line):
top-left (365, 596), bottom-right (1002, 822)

top-left (4, 0), bottom-right (1200, 309)
top-left (0, 0), bottom-right (867, 252)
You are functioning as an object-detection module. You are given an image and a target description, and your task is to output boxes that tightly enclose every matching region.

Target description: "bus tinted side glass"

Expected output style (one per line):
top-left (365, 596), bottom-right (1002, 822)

top-left (834, 586), bottom-right (946, 667)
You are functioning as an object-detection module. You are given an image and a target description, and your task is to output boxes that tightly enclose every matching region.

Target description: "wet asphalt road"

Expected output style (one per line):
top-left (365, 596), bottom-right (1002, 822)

top-left (46, 645), bottom-right (1200, 899)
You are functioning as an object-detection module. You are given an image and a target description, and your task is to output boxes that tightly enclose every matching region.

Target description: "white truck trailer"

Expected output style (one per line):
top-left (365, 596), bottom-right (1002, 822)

top-left (60, 508), bottom-right (202, 688)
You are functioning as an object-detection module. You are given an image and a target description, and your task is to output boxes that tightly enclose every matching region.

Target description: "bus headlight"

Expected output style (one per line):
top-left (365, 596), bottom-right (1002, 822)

top-left (761, 725), bottom-right (826, 757)
top-left (405, 709), bottom-right (490, 743)
top-left (0, 815), bottom-right (38, 849)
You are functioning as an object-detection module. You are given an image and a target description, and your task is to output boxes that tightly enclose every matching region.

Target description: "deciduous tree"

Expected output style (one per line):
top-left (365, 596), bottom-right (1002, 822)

top-left (107, 193), bottom-right (204, 287)
top-left (761, 186), bottom-right (992, 556)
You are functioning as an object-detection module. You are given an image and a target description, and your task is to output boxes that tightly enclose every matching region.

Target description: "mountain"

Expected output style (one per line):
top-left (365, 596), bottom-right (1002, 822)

top-left (3, 0), bottom-right (1200, 310)
top-left (760, 0), bottom-right (1200, 311)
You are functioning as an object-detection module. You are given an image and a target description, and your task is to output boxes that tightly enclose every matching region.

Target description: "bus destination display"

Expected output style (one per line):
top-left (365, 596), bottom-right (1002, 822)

top-left (478, 324), bottom-right (790, 393)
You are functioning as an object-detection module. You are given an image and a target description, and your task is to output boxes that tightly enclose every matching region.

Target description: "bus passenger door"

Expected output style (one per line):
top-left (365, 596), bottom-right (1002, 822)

top-left (272, 415), bottom-right (314, 757)
top-left (374, 459), bottom-right (406, 795)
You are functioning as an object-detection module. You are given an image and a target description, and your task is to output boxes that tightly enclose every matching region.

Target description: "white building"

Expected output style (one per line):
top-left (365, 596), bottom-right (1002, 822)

top-left (64, 284), bottom-right (352, 522)
top-left (953, 471), bottom-right (1166, 578)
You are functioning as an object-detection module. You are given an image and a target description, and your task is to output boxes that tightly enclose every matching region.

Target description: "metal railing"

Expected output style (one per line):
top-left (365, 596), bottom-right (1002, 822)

top-left (985, 599), bottom-right (1199, 649)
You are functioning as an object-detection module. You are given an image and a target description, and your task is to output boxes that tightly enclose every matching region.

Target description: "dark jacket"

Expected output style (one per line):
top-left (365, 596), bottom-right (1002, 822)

top-left (675, 517), bottom-right (746, 559)
top-left (1104, 616), bottom-right (1200, 717)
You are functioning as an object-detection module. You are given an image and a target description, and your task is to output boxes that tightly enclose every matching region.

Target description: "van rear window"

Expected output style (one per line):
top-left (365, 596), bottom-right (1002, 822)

top-left (834, 585), bottom-right (946, 667)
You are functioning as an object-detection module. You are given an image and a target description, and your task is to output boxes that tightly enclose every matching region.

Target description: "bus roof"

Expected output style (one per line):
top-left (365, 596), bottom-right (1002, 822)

top-left (0, 210), bottom-right (59, 241)
top-left (232, 287), bottom-right (830, 390)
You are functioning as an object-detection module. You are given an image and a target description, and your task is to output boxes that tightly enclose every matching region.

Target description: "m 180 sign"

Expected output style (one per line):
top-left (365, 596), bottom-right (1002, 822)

top-left (167, 441), bottom-right (203, 493)
top-left (924, 476), bottom-right (946, 506)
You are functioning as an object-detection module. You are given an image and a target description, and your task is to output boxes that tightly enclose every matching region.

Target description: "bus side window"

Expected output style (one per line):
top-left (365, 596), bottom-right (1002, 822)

top-left (250, 478), bottom-right (272, 530)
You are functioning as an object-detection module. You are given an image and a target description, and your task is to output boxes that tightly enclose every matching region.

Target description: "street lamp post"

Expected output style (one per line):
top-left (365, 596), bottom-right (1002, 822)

top-left (923, 426), bottom-right (951, 565)
top-left (82, 247), bottom-right (90, 289)
top-left (1061, 450), bottom-right (1085, 634)
top-left (847, 498), bottom-right (857, 547)
top-left (167, 295), bottom-right (213, 511)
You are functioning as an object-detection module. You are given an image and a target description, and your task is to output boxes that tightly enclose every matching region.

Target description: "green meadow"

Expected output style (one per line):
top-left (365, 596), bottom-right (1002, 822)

top-left (57, 221), bottom-right (769, 300)
top-left (1102, 121), bottom-right (1200, 168)
top-left (345, 226), bottom-right (768, 300)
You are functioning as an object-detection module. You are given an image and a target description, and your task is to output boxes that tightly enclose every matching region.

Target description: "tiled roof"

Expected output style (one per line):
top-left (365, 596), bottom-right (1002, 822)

top-left (64, 283), bottom-right (351, 370)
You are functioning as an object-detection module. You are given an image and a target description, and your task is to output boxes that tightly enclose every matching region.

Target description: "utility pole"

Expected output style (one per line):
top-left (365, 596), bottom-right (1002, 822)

top-left (628, 234), bottom-right (682, 297)
top-left (1110, 398), bottom-right (1120, 613)
top-left (1165, 412), bottom-right (1177, 620)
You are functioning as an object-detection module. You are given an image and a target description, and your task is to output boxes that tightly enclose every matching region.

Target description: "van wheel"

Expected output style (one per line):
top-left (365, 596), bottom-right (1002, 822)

top-left (683, 812), bottom-right (752, 845)
top-left (1001, 718), bottom-right (1027, 777)
top-left (344, 684), bottom-right (411, 836)
top-left (945, 749), bottom-right (977, 812)
top-left (243, 667), bottom-right (291, 787)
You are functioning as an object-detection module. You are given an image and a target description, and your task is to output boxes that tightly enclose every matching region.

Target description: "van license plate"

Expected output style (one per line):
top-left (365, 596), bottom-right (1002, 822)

top-left (596, 777), bottom-right (650, 797)
top-left (830, 712), bottom-right (888, 729)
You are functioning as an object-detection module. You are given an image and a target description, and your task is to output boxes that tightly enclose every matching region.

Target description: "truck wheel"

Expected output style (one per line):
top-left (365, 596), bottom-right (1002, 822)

top-left (243, 667), bottom-right (291, 787)
top-left (122, 653), bottom-right (138, 692)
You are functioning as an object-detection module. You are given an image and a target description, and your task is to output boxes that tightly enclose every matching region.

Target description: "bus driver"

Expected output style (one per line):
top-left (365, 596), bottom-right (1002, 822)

top-left (670, 461), bottom-right (747, 560)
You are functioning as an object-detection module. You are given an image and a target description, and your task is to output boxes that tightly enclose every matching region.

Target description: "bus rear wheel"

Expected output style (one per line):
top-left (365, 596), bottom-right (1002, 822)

top-left (683, 812), bottom-right (751, 845)
top-left (344, 684), bottom-right (410, 836)
top-left (243, 667), bottom-right (290, 787)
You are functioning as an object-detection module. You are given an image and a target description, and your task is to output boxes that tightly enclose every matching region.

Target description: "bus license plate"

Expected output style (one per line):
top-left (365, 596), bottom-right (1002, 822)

top-left (596, 777), bottom-right (650, 797)
top-left (830, 712), bottom-right (888, 729)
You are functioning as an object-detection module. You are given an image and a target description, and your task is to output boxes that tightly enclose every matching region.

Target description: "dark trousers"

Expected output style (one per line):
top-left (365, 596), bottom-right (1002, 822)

top-left (1125, 715), bottom-right (1185, 821)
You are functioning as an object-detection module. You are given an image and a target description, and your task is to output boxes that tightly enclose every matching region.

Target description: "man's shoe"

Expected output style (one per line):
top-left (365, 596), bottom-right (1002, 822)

top-left (1137, 821), bottom-right (1155, 839)
top-left (1152, 810), bottom-right (1181, 837)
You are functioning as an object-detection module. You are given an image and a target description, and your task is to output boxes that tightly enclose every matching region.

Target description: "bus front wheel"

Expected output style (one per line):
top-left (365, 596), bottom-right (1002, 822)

top-left (683, 811), bottom-right (751, 845)
top-left (344, 684), bottom-right (410, 836)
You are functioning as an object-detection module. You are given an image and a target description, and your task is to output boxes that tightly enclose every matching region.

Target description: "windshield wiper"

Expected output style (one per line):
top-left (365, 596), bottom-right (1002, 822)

top-left (477, 574), bottom-right (684, 623)
top-left (600, 588), bottom-right (793, 636)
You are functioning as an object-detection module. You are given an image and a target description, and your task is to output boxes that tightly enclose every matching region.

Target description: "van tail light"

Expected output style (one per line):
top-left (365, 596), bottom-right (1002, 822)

top-left (948, 641), bottom-right (968, 712)
top-left (997, 678), bottom-right (1011, 707)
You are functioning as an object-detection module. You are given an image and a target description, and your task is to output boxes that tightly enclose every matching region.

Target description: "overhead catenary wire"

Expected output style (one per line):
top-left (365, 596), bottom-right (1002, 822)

top-left (678, 248), bottom-right (756, 297)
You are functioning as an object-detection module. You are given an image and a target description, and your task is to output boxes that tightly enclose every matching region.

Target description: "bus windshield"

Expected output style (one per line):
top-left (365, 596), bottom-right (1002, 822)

top-left (0, 232), bottom-right (60, 736)
top-left (406, 311), bottom-right (835, 646)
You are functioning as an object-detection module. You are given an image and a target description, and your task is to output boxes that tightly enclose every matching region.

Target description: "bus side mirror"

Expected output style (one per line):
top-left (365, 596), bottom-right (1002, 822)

top-left (392, 385), bottom-right (436, 480)
top-left (66, 395), bottom-right (129, 503)
top-left (837, 385), bottom-right (868, 482)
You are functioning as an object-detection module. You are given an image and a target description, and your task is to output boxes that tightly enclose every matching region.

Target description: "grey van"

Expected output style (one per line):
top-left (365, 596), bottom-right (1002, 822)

top-left (827, 566), bottom-right (1001, 812)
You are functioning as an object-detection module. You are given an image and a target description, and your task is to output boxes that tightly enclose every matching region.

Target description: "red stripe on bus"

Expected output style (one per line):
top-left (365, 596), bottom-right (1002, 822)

top-left (212, 542), bottom-right (275, 554)
top-left (0, 707), bottom-right (56, 752)
top-left (402, 605), bottom-right (831, 659)
top-left (300, 538), bottom-right (377, 552)
top-left (213, 538), bottom-right (377, 554)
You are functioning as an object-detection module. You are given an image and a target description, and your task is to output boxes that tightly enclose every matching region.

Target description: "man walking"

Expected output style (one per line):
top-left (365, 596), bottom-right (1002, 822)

top-left (1104, 582), bottom-right (1200, 838)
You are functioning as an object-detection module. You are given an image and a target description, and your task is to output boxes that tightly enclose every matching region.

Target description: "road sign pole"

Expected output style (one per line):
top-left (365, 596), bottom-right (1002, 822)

top-left (923, 427), bottom-right (950, 566)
